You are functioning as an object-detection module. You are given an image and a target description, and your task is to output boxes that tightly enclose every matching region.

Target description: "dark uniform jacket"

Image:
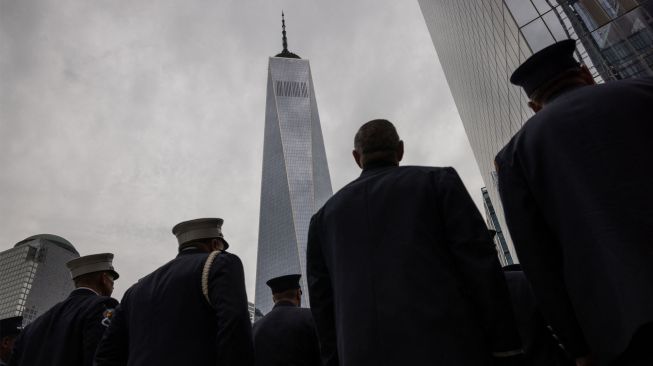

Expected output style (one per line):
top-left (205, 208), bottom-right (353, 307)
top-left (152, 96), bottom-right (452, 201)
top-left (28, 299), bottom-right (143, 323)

top-left (307, 163), bottom-right (522, 366)
top-left (252, 301), bottom-right (321, 366)
top-left (503, 268), bottom-right (573, 366)
top-left (94, 249), bottom-right (254, 366)
top-left (9, 288), bottom-right (118, 366)
top-left (495, 77), bottom-right (653, 365)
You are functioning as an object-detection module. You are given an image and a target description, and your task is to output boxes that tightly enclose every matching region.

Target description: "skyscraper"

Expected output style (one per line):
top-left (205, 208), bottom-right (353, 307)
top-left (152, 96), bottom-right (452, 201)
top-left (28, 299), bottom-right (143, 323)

top-left (482, 187), bottom-right (513, 266)
top-left (417, 0), bottom-right (652, 258)
top-left (0, 234), bottom-right (79, 324)
top-left (248, 301), bottom-right (264, 323)
top-left (559, 1), bottom-right (653, 79)
top-left (255, 14), bottom-right (333, 315)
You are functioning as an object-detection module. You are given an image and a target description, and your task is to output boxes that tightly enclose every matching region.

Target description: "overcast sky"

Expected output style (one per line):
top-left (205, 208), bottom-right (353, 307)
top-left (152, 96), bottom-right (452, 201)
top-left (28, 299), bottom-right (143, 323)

top-left (0, 0), bottom-right (484, 301)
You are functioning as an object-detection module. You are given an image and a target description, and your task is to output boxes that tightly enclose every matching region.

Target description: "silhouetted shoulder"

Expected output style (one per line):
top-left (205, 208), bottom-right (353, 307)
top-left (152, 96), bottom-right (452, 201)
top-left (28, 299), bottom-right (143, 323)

top-left (211, 251), bottom-right (244, 271)
top-left (96, 296), bottom-right (119, 307)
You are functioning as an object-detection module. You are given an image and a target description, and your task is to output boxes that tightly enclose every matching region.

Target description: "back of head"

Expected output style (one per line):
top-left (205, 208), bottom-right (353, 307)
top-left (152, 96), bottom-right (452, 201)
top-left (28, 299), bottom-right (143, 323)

top-left (510, 39), bottom-right (595, 111)
top-left (67, 253), bottom-right (119, 296)
top-left (353, 119), bottom-right (402, 168)
top-left (266, 274), bottom-right (302, 306)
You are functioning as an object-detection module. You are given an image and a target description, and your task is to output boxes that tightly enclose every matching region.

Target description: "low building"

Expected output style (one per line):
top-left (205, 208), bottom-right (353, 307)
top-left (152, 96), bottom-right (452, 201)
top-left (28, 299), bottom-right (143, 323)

top-left (0, 234), bottom-right (79, 324)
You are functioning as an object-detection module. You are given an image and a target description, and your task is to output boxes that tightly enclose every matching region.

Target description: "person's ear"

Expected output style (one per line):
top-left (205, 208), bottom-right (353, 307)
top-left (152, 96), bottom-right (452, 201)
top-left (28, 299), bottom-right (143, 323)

top-left (396, 141), bottom-right (404, 163)
top-left (580, 65), bottom-right (596, 85)
top-left (352, 150), bottom-right (363, 169)
top-left (528, 100), bottom-right (542, 113)
top-left (212, 239), bottom-right (224, 251)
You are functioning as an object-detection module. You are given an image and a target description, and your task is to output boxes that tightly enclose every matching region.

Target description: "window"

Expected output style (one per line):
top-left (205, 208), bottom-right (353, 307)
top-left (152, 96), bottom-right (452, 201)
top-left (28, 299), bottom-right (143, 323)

top-left (505, 0), bottom-right (539, 26)
top-left (275, 81), bottom-right (309, 98)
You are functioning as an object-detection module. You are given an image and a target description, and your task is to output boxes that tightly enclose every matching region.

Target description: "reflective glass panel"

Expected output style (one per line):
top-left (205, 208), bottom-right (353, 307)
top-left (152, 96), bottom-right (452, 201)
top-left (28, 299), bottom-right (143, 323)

top-left (505, 0), bottom-right (540, 26)
top-left (521, 18), bottom-right (555, 51)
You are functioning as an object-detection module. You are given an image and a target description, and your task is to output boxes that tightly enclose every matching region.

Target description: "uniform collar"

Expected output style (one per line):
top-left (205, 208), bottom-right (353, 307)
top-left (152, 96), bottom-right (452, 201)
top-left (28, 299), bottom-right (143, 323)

top-left (545, 83), bottom-right (587, 104)
top-left (177, 247), bottom-right (205, 257)
top-left (273, 300), bottom-right (298, 309)
top-left (360, 160), bottom-right (398, 178)
top-left (70, 287), bottom-right (99, 297)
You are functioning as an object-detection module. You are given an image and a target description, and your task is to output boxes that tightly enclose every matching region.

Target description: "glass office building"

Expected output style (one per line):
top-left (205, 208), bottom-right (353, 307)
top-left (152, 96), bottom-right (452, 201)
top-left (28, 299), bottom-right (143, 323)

top-left (0, 234), bottom-right (79, 324)
top-left (417, 0), bottom-right (652, 259)
top-left (482, 187), bottom-right (513, 266)
top-left (255, 18), bottom-right (333, 315)
top-left (559, 1), bottom-right (653, 79)
top-left (248, 301), bottom-right (264, 324)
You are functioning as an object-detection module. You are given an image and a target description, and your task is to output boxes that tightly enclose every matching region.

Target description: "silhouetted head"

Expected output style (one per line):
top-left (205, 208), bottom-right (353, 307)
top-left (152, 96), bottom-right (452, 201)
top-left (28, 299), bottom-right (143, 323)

top-left (353, 119), bottom-right (404, 169)
top-left (267, 274), bottom-right (302, 307)
top-left (67, 253), bottom-right (119, 297)
top-left (510, 39), bottom-right (595, 113)
top-left (73, 271), bottom-right (117, 297)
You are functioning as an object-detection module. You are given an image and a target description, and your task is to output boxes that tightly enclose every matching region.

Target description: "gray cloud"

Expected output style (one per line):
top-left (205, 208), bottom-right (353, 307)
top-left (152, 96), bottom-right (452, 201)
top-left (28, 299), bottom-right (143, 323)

top-left (0, 0), bottom-right (484, 301)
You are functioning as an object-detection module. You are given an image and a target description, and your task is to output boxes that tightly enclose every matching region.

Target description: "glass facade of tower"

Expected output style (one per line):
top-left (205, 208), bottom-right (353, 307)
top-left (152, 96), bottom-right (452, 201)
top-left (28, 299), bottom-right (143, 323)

top-left (418, 0), bottom-right (652, 259)
top-left (482, 187), bottom-right (513, 266)
top-left (558, 0), bottom-right (653, 79)
top-left (248, 301), bottom-right (263, 324)
top-left (255, 56), bottom-right (332, 315)
top-left (0, 235), bottom-right (78, 324)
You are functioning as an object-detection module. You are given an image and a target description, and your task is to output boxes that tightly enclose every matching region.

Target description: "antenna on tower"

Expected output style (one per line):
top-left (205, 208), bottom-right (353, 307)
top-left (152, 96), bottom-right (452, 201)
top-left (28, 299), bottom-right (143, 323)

top-left (282, 11), bottom-right (289, 53)
top-left (275, 11), bottom-right (301, 59)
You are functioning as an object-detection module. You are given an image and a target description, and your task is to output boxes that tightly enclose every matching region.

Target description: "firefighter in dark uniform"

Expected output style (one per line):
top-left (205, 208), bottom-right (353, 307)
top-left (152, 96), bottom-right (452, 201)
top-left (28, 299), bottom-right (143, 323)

top-left (253, 274), bottom-right (320, 366)
top-left (502, 264), bottom-right (574, 366)
top-left (307, 119), bottom-right (524, 366)
top-left (94, 218), bottom-right (254, 366)
top-left (495, 39), bottom-right (653, 366)
top-left (0, 317), bottom-right (22, 366)
top-left (9, 253), bottom-right (119, 366)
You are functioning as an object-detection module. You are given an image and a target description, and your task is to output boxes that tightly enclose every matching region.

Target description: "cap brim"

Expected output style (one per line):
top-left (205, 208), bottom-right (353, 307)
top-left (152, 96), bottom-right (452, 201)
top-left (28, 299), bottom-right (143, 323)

top-left (108, 270), bottom-right (120, 280)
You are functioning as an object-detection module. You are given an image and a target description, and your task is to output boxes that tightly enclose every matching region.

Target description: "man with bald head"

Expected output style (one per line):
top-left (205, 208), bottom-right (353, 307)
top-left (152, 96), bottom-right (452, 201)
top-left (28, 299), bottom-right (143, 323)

top-left (307, 119), bottom-right (523, 366)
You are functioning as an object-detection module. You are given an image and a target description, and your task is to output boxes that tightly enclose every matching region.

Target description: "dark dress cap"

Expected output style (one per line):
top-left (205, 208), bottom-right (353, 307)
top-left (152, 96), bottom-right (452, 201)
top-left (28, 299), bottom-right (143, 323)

top-left (510, 39), bottom-right (579, 97)
top-left (0, 317), bottom-right (22, 338)
top-left (266, 274), bottom-right (301, 294)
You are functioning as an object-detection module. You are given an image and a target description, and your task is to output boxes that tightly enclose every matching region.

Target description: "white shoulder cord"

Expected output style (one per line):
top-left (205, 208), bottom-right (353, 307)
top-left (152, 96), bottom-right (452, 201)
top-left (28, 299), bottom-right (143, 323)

top-left (201, 250), bottom-right (222, 307)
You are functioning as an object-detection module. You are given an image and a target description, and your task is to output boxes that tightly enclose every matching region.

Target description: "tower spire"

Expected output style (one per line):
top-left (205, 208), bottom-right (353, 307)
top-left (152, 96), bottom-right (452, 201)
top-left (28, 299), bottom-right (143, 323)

top-left (275, 11), bottom-right (300, 59)
top-left (282, 11), bottom-right (288, 53)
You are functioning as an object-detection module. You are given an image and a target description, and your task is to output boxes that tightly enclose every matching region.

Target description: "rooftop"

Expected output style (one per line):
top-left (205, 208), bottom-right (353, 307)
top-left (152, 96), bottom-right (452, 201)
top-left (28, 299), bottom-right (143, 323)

top-left (14, 234), bottom-right (80, 256)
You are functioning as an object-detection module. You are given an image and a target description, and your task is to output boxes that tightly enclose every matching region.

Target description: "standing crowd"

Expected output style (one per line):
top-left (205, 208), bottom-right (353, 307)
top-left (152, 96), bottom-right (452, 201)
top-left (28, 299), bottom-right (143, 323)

top-left (0, 39), bottom-right (652, 366)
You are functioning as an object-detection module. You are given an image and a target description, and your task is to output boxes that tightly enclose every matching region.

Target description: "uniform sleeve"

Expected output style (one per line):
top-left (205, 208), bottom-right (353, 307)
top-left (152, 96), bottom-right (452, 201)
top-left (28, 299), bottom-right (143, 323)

top-left (209, 253), bottom-right (255, 366)
top-left (94, 301), bottom-right (129, 366)
top-left (435, 167), bottom-right (523, 357)
top-left (308, 316), bottom-right (323, 366)
top-left (7, 329), bottom-right (25, 366)
top-left (496, 155), bottom-right (589, 358)
top-left (307, 213), bottom-right (338, 366)
top-left (81, 297), bottom-right (118, 366)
